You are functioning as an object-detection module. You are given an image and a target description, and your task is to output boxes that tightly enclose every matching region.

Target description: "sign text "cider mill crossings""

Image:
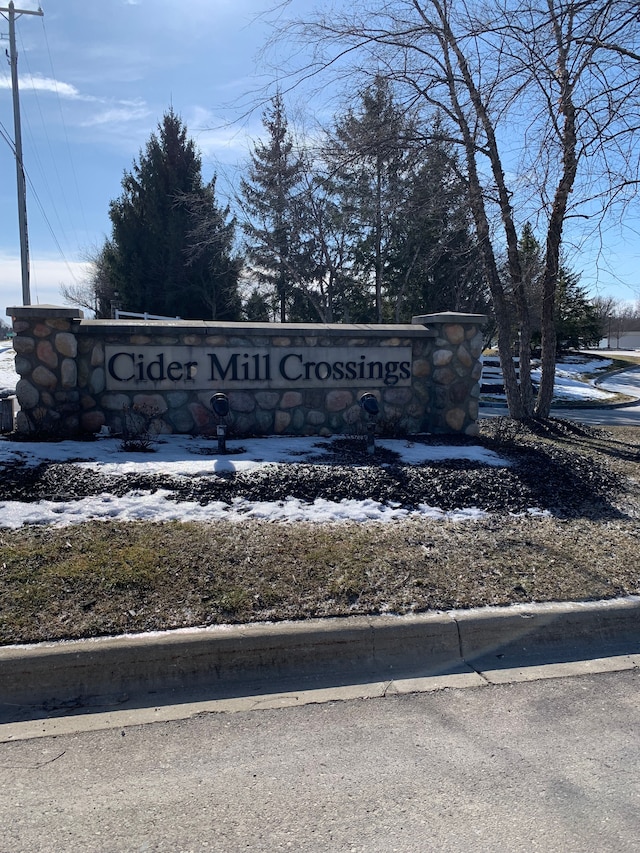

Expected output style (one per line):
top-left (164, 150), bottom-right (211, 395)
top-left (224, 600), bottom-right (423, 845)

top-left (105, 346), bottom-right (413, 391)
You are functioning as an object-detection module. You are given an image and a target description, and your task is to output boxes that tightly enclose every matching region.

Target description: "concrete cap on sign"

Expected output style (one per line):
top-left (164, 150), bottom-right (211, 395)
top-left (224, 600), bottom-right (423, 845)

top-left (7, 305), bottom-right (85, 319)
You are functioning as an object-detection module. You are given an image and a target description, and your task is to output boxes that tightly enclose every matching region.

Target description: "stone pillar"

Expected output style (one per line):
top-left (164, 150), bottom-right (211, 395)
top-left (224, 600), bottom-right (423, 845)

top-left (412, 311), bottom-right (486, 436)
top-left (6, 305), bottom-right (84, 436)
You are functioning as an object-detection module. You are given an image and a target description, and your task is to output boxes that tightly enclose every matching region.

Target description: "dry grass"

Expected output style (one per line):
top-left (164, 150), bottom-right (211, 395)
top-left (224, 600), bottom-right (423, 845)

top-left (1, 424), bottom-right (639, 646)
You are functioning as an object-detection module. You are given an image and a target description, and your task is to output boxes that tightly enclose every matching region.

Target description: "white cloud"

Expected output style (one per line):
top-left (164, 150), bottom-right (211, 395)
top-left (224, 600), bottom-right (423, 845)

top-left (0, 74), bottom-right (91, 101)
top-left (80, 103), bottom-right (152, 128)
top-left (184, 105), bottom-right (259, 159)
top-left (193, 125), bottom-right (252, 159)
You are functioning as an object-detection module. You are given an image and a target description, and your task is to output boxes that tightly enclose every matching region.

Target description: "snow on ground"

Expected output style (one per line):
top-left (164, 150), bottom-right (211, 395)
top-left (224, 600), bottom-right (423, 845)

top-left (0, 491), bottom-right (492, 530)
top-left (532, 359), bottom-right (614, 400)
top-left (0, 341), bottom-right (16, 396)
top-left (592, 367), bottom-right (640, 398)
top-left (0, 344), bottom-right (634, 529)
top-left (481, 356), bottom-right (617, 401)
top-left (0, 433), bottom-right (510, 474)
top-left (0, 434), bottom-right (508, 529)
top-left (576, 350), bottom-right (640, 399)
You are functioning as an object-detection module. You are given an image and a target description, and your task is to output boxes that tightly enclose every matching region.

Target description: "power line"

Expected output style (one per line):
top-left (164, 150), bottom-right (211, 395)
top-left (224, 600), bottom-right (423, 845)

top-left (23, 163), bottom-right (82, 283)
top-left (16, 21), bottom-right (81, 259)
top-left (0, 2), bottom-right (44, 305)
top-left (0, 115), bottom-right (82, 284)
top-left (40, 12), bottom-right (89, 240)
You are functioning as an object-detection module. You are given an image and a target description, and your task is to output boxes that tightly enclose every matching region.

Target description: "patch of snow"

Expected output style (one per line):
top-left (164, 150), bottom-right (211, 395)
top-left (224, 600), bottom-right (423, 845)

top-left (0, 434), bottom-right (507, 528)
top-left (0, 434), bottom-right (511, 474)
top-left (0, 342), bottom-right (17, 397)
top-left (0, 490), bottom-right (490, 530)
top-left (555, 357), bottom-right (612, 372)
top-left (595, 366), bottom-right (640, 398)
top-left (531, 367), bottom-right (613, 400)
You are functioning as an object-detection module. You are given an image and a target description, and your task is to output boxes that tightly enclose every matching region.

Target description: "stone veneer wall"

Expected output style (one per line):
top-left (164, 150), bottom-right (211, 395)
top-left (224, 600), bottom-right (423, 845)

top-left (6, 306), bottom-right (486, 438)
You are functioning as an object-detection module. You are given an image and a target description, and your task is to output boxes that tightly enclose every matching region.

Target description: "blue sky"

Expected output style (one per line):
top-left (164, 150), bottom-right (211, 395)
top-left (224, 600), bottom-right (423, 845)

top-left (0, 0), bottom-right (303, 311)
top-left (1, 0), bottom-right (639, 316)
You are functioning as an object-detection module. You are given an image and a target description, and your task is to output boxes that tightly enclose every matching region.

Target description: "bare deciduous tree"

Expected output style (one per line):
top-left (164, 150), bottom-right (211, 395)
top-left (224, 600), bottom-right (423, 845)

top-left (271, 0), bottom-right (640, 418)
top-left (60, 243), bottom-right (116, 318)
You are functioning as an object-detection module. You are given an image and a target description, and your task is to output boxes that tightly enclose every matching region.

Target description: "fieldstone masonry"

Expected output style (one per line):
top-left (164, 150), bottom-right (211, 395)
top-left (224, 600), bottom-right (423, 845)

top-left (6, 305), bottom-right (486, 438)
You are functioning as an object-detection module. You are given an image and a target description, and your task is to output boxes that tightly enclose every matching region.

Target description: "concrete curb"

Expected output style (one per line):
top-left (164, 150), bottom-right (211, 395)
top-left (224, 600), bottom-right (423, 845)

top-left (1, 611), bottom-right (461, 709)
top-left (454, 597), bottom-right (640, 666)
top-left (2, 597), bottom-right (639, 720)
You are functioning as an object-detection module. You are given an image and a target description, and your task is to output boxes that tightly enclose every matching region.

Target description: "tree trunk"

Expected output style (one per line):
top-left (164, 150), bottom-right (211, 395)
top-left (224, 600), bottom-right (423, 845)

top-left (375, 154), bottom-right (383, 323)
top-left (463, 139), bottom-right (525, 418)
top-left (432, 7), bottom-right (525, 417)
top-left (534, 7), bottom-right (579, 417)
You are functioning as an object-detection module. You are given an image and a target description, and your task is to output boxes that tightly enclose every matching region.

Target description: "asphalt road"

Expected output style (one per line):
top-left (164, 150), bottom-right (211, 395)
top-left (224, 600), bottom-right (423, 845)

top-left (2, 670), bottom-right (640, 852)
top-left (481, 364), bottom-right (640, 426)
top-left (481, 401), bottom-right (640, 426)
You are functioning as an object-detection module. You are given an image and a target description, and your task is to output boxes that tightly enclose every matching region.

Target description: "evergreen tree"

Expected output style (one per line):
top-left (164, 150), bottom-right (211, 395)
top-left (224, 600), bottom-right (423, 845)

top-left (105, 109), bottom-right (241, 320)
top-left (555, 270), bottom-right (602, 351)
top-left (243, 287), bottom-right (272, 322)
top-left (386, 121), bottom-right (487, 320)
top-left (240, 94), bottom-right (307, 323)
top-left (319, 83), bottom-right (484, 322)
top-left (516, 222), bottom-right (544, 346)
top-left (236, 86), bottom-right (485, 326)
top-left (291, 169), bottom-right (369, 322)
top-left (325, 77), bottom-right (415, 323)
top-left (180, 178), bottom-right (242, 320)
top-left (514, 224), bottom-right (600, 351)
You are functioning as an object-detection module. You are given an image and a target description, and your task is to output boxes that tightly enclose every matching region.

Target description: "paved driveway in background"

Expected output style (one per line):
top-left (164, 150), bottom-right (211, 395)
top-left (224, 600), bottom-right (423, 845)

top-left (481, 363), bottom-right (640, 426)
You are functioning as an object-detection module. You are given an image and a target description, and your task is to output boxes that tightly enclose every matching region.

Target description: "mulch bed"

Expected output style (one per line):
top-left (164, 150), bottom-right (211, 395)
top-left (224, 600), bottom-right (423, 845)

top-left (1, 418), bottom-right (639, 645)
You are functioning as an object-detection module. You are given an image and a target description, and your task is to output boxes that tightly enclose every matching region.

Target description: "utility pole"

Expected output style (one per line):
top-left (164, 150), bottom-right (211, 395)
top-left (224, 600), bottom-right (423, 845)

top-left (1, 2), bottom-right (44, 306)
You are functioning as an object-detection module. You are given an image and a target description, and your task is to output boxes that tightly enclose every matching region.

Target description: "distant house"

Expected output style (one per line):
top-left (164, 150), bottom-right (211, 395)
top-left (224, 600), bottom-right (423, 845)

top-left (598, 330), bottom-right (640, 350)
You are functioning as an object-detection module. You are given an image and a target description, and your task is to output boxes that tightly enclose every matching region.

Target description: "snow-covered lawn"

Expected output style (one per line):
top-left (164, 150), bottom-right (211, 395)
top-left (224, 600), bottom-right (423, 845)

top-left (0, 489), bottom-right (495, 529)
top-left (530, 360), bottom-right (612, 400)
top-left (0, 432), bottom-right (509, 474)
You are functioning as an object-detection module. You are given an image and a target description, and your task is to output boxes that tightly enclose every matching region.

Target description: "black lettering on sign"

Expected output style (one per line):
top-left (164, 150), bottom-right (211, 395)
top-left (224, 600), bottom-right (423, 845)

top-left (108, 352), bottom-right (135, 382)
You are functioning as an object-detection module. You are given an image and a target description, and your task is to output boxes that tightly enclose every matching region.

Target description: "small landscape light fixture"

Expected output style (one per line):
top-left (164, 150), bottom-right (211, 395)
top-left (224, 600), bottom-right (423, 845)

top-left (210, 392), bottom-right (230, 452)
top-left (359, 392), bottom-right (379, 455)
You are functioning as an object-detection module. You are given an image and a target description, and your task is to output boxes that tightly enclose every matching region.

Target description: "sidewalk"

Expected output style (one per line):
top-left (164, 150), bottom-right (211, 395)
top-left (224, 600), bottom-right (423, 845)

top-left (2, 596), bottom-right (639, 741)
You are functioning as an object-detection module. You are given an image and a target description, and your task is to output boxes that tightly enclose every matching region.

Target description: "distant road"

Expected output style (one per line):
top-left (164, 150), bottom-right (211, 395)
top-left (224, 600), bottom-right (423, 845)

top-left (480, 402), bottom-right (640, 426)
top-left (481, 363), bottom-right (640, 426)
top-left (595, 364), bottom-right (640, 400)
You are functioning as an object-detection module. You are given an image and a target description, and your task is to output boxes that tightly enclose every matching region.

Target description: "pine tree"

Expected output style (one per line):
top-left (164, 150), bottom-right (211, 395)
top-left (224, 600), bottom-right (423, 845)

top-left (555, 270), bottom-right (602, 350)
top-left (180, 178), bottom-right (242, 320)
top-left (386, 121), bottom-right (486, 321)
top-left (243, 287), bottom-right (272, 322)
top-left (289, 158), bottom-right (370, 323)
top-left (240, 94), bottom-right (307, 323)
top-left (325, 77), bottom-right (414, 323)
top-left (105, 109), bottom-right (241, 320)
